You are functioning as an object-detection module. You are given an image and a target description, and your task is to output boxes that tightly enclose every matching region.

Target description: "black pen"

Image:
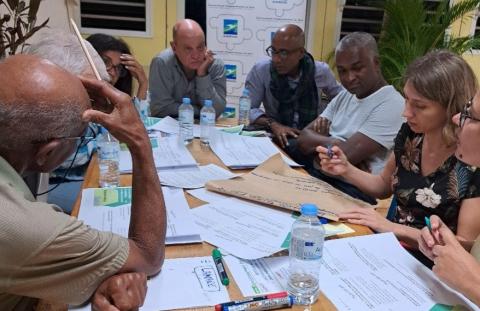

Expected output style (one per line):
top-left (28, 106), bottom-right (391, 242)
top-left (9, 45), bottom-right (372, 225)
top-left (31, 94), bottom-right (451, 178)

top-left (212, 248), bottom-right (229, 286)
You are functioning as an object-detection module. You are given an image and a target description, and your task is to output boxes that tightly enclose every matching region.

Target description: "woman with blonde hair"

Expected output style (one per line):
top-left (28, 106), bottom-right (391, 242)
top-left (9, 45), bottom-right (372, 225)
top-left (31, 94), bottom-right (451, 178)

top-left (317, 50), bottom-right (480, 259)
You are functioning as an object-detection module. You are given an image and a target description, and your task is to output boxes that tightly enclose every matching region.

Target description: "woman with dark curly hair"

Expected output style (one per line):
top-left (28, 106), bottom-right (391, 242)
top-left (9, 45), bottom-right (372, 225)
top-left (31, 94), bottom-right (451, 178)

top-left (87, 33), bottom-right (149, 119)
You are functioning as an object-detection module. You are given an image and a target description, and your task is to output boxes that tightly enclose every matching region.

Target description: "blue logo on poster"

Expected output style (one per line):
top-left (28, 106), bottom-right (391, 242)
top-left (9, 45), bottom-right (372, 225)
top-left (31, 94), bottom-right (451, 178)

top-left (270, 31), bottom-right (275, 41)
top-left (225, 64), bottom-right (237, 81)
top-left (223, 19), bottom-right (238, 36)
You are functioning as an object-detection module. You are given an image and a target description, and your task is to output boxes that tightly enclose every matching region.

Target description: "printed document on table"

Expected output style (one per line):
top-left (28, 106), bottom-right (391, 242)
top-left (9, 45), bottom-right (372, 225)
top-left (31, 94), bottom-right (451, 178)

top-left (187, 188), bottom-right (231, 203)
top-left (191, 197), bottom-right (295, 259)
top-left (319, 233), bottom-right (478, 311)
top-left (119, 136), bottom-right (197, 173)
top-left (158, 164), bottom-right (238, 189)
top-left (223, 255), bottom-right (289, 297)
top-left (70, 256), bottom-right (230, 311)
top-left (209, 132), bottom-right (300, 169)
top-left (78, 187), bottom-right (202, 244)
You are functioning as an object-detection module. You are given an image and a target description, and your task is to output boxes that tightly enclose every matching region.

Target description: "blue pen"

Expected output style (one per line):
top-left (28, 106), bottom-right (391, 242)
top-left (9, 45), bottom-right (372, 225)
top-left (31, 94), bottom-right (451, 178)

top-left (327, 144), bottom-right (334, 158)
top-left (425, 216), bottom-right (432, 230)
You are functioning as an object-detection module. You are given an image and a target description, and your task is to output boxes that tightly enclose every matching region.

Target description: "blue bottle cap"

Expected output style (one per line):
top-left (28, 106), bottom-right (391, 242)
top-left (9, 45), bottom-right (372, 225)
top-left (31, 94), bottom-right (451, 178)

top-left (204, 99), bottom-right (213, 106)
top-left (300, 203), bottom-right (318, 216)
top-left (182, 97), bottom-right (191, 104)
top-left (242, 89), bottom-right (249, 96)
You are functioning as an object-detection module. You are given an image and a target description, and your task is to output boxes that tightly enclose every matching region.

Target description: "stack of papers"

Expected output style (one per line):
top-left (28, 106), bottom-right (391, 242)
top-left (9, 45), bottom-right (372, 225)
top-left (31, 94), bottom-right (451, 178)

top-left (191, 197), bottom-right (296, 259)
top-left (223, 233), bottom-right (478, 311)
top-left (119, 136), bottom-right (197, 173)
top-left (70, 256), bottom-right (230, 310)
top-left (78, 187), bottom-right (202, 245)
top-left (158, 164), bottom-right (238, 189)
top-left (209, 132), bottom-right (300, 169)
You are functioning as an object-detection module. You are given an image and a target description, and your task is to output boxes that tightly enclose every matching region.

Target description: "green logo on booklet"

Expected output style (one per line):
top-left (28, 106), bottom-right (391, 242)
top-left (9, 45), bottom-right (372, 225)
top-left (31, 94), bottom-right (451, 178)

top-left (94, 187), bottom-right (132, 207)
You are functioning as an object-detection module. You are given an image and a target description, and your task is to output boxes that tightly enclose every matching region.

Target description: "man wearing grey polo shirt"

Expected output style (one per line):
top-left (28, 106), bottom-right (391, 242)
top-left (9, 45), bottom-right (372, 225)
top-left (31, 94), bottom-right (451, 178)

top-left (297, 32), bottom-right (404, 204)
top-left (246, 24), bottom-right (342, 150)
top-left (149, 19), bottom-right (226, 118)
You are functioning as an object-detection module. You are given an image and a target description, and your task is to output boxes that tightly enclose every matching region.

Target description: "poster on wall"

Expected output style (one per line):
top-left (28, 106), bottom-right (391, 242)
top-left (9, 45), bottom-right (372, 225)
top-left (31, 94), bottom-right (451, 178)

top-left (206, 0), bottom-right (308, 113)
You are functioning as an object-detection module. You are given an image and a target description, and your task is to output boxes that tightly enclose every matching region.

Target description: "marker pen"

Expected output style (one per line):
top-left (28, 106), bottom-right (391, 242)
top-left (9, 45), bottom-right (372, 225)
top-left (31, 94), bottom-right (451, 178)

top-left (215, 292), bottom-right (288, 311)
top-left (212, 248), bottom-right (229, 286)
top-left (224, 295), bottom-right (293, 311)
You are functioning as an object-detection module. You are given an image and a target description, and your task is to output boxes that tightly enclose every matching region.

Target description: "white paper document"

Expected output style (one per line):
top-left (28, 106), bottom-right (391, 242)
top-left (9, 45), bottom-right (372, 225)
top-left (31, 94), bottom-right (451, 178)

top-left (119, 136), bottom-right (197, 173)
top-left (224, 255), bottom-right (289, 297)
top-left (78, 187), bottom-right (202, 245)
top-left (158, 164), bottom-right (238, 189)
top-left (223, 234), bottom-right (478, 311)
top-left (209, 132), bottom-right (300, 169)
top-left (191, 197), bottom-right (295, 259)
top-left (187, 187), bottom-right (231, 203)
top-left (320, 233), bottom-right (478, 311)
top-left (70, 256), bottom-right (230, 311)
top-left (149, 115), bottom-right (227, 138)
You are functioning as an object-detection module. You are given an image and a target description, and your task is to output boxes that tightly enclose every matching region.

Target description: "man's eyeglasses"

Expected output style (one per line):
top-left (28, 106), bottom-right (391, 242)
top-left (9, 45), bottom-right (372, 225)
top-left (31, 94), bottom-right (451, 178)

top-left (34, 125), bottom-right (97, 196)
top-left (460, 99), bottom-right (480, 128)
top-left (265, 46), bottom-right (301, 59)
top-left (102, 56), bottom-right (127, 78)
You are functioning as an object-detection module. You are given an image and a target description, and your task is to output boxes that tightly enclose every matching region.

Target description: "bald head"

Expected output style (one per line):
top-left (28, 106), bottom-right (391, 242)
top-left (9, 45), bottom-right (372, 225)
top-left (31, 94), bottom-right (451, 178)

top-left (273, 24), bottom-right (305, 48)
top-left (0, 55), bottom-right (90, 151)
top-left (172, 19), bottom-right (205, 42)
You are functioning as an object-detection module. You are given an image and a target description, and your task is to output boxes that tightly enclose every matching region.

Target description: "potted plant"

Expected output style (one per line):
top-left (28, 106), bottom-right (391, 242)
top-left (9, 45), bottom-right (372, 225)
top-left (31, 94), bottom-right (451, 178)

top-left (0, 0), bottom-right (49, 58)
top-left (378, 0), bottom-right (480, 90)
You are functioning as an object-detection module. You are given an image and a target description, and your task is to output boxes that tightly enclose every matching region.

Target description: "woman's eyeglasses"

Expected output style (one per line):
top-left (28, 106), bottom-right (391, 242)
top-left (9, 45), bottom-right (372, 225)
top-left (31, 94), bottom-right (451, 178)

top-left (102, 56), bottom-right (127, 78)
top-left (460, 99), bottom-right (480, 128)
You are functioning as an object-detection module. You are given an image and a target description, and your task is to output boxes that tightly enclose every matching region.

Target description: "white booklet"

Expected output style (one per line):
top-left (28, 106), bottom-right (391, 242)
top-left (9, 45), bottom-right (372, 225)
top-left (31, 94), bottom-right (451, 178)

top-left (209, 132), bottom-right (300, 169)
top-left (78, 186), bottom-right (202, 245)
top-left (119, 136), bottom-right (197, 173)
top-left (70, 256), bottom-right (230, 310)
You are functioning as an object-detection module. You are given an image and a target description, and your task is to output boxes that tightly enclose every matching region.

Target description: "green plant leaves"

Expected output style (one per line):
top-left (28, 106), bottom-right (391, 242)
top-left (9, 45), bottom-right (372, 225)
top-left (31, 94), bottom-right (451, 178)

top-left (378, 0), bottom-right (480, 91)
top-left (0, 0), bottom-right (48, 57)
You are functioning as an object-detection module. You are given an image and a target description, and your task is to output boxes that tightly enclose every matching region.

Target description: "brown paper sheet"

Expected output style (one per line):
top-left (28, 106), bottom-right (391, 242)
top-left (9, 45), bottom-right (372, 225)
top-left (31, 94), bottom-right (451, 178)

top-left (206, 154), bottom-right (374, 221)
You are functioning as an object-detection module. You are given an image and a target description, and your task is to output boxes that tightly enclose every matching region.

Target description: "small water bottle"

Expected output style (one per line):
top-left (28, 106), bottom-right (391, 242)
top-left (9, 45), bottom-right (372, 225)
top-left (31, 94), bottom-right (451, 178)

top-left (96, 129), bottom-right (120, 188)
top-left (200, 99), bottom-right (216, 145)
top-left (178, 97), bottom-right (194, 144)
top-left (238, 88), bottom-right (251, 126)
top-left (287, 203), bottom-right (325, 305)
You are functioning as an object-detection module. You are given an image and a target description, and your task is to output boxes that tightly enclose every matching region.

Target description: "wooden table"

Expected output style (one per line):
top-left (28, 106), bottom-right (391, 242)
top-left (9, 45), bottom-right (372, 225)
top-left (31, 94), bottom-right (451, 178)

top-left (66, 137), bottom-right (376, 311)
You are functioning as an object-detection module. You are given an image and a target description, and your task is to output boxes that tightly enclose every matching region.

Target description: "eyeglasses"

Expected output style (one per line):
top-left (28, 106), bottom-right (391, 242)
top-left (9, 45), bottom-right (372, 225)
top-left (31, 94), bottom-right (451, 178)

top-left (102, 56), bottom-right (127, 78)
top-left (35, 125), bottom-right (98, 197)
top-left (265, 46), bottom-right (301, 59)
top-left (460, 99), bottom-right (480, 128)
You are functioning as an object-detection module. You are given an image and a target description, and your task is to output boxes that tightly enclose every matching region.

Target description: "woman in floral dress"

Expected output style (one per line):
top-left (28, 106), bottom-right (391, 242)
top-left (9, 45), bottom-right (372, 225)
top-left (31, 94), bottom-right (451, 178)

top-left (316, 50), bottom-right (480, 252)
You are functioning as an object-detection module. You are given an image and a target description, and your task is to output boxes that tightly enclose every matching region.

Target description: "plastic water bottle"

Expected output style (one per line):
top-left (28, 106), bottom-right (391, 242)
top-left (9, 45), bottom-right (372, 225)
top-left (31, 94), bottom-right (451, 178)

top-left (97, 129), bottom-right (120, 188)
top-left (238, 88), bottom-right (251, 126)
top-left (178, 97), bottom-right (194, 144)
top-left (200, 99), bottom-right (216, 145)
top-left (287, 203), bottom-right (325, 305)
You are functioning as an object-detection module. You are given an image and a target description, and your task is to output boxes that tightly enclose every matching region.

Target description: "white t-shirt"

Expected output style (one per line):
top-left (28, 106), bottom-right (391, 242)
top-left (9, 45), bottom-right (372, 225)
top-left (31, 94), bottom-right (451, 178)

top-left (321, 85), bottom-right (404, 174)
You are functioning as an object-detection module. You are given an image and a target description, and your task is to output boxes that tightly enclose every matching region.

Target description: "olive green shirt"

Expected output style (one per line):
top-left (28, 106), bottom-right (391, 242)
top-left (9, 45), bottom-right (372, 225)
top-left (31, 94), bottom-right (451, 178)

top-left (0, 156), bottom-right (129, 310)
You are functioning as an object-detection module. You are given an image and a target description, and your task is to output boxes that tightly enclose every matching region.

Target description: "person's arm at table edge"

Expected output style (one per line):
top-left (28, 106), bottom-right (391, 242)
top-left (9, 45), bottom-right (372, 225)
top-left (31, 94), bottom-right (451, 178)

top-left (81, 77), bottom-right (166, 276)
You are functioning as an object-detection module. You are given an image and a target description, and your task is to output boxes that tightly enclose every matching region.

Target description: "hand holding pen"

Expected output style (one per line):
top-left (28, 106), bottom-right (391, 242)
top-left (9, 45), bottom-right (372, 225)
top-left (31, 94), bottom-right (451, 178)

top-left (419, 215), bottom-right (445, 261)
top-left (315, 144), bottom-right (351, 176)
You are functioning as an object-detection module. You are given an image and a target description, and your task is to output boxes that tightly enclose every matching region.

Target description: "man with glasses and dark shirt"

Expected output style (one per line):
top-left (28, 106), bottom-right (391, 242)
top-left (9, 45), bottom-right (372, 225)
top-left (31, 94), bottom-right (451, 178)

top-left (245, 24), bottom-right (342, 150)
top-left (149, 19), bottom-right (226, 118)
